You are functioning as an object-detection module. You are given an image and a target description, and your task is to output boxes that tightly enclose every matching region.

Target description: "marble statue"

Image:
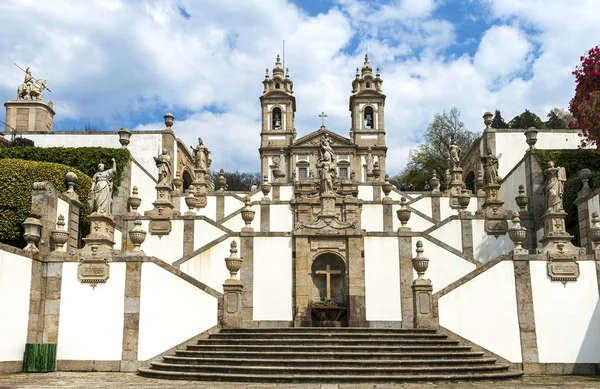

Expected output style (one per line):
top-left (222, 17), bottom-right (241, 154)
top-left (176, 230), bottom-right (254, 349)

top-left (191, 137), bottom-right (208, 171)
top-left (318, 152), bottom-right (335, 194)
top-left (90, 158), bottom-right (117, 215)
top-left (450, 144), bottom-right (461, 170)
top-left (544, 161), bottom-right (566, 212)
top-left (154, 149), bottom-right (172, 186)
top-left (481, 150), bottom-right (499, 185)
top-left (320, 133), bottom-right (334, 163)
top-left (17, 67), bottom-right (47, 101)
top-left (365, 147), bottom-right (374, 175)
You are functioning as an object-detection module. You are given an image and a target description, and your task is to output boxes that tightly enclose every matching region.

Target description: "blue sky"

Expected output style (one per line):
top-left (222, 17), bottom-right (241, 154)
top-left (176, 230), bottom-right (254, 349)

top-left (0, 0), bottom-right (598, 174)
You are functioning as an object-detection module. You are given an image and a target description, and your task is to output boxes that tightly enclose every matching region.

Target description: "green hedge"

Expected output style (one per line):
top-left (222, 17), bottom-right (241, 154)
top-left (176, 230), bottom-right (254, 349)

top-left (0, 147), bottom-right (130, 194)
top-left (534, 149), bottom-right (600, 235)
top-left (0, 159), bottom-right (92, 248)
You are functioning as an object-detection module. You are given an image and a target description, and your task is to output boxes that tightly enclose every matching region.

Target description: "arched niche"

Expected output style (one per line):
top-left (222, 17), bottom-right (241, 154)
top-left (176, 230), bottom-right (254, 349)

top-left (363, 106), bottom-right (374, 129)
top-left (182, 169), bottom-right (193, 191)
top-left (272, 107), bottom-right (282, 130)
top-left (310, 252), bottom-right (348, 306)
top-left (465, 171), bottom-right (475, 193)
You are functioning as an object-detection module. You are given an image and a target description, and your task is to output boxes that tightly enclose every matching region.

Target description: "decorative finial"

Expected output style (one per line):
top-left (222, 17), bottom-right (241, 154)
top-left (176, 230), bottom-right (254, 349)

top-left (285, 68), bottom-right (289, 78)
top-left (364, 53), bottom-right (369, 63)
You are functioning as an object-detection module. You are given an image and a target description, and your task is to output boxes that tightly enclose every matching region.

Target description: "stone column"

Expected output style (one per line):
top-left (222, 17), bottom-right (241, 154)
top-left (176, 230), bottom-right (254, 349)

top-left (120, 261), bottom-right (142, 371)
top-left (240, 230), bottom-right (255, 328)
top-left (431, 193), bottom-right (441, 223)
top-left (347, 235), bottom-right (366, 327)
top-left (513, 260), bottom-right (540, 374)
top-left (293, 237), bottom-right (312, 327)
top-left (30, 182), bottom-right (59, 256)
top-left (27, 261), bottom-right (62, 345)
top-left (411, 241), bottom-right (437, 329)
top-left (382, 198), bottom-right (393, 232)
top-left (460, 213), bottom-right (473, 259)
top-left (398, 232), bottom-right (414, 328)
top-left (220, 242), bottom-right (244, 328)
top-left (215, 192), bottom-right (225, 222)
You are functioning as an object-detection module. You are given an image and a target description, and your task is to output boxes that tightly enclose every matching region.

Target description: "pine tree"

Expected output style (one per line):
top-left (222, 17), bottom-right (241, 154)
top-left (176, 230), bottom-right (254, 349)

top-left (491, 110), bottom-right (508, 129)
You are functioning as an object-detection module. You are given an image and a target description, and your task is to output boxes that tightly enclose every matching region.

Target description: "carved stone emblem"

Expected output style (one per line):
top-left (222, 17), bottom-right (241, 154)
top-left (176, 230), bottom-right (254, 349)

top-left (547, 253), bottom-right (580, 286)
top-left (77, 261), bottom-right (110, 289)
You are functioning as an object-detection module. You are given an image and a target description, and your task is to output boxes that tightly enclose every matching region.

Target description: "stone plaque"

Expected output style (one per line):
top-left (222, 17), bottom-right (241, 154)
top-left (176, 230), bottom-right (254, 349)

top-left (310, 239), bottom-right (345, 251)
top-left (77, 262), bottom-right (110, 289)
top-left (225, 293), bottom-right (239, 314)
top-left (418, 293), bottom-right (431, 314)
top-left (547, 253), bottom-right (579, 286)
top-left (149, 219), bottom-right (172, 236)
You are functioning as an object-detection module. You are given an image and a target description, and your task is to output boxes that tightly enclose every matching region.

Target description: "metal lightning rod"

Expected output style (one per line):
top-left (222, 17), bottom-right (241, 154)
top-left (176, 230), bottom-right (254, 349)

top-left (12, 62), bottom-right (52, 92)
top-left (283, 40), bottom-right (285, 72)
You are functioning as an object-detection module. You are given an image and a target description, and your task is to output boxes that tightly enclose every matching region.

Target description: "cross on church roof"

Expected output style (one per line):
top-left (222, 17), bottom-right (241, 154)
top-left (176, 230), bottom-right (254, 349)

top-left (318, 111), bottom-right (327, 128)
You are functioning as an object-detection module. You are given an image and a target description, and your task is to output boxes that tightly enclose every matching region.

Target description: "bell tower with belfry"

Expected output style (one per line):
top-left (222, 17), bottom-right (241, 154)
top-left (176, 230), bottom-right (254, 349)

top-left (259, 55), bottom-right (296, 182)
top-left (349, 55), bottom-right (387, 182)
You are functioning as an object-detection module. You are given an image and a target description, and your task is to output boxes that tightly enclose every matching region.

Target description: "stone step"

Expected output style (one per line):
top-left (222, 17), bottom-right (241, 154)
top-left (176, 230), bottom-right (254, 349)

top-left (200, 338), bottom-right (459, 346)
top-left (186, 344), bottom-right (472, 352)
top-left (211, 332), bottom-right (449, 340)
top-left (219, 327), bottom-right (437, 334)
top-left (138, 368), bottom-right (523, 382)
top-left (162, 355), bottom-right (499, 367)
top-left (174, 349), bottom-right (487, 360)
top-left (148, 362), bottom-right (511, 375)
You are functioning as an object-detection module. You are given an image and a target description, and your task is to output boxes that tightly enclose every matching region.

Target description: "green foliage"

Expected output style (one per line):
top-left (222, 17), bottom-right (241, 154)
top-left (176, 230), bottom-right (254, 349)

top-left (0, 147), bottom-right (130, 194)
top-left (491, 110), bottom-right (508, 129)
top-left (10, 137), bottom-right (35, 147)
top-left (509, 109), bottom-right (545, 129)
top-left (398, 107), bottom-right (477, 186)
top-left (212, 170), bottom-right (262, 191)
top-left (0, 159), bottom-right (92, 248)
top-left (534, 149), bottom-right (600, 234)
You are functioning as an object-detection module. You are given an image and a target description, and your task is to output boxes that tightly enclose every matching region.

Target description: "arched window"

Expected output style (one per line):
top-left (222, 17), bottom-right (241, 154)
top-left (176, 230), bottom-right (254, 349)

top-left (366, 82), bottom-right (371, 88)
top-left (272, 107), bottom-right (282, 130)
top-left (465, 171), bottom-right (475, 193)
top-left (363, 106), bottom-right (374, 129)
top-left (275, 82), bottom-right (280, 89)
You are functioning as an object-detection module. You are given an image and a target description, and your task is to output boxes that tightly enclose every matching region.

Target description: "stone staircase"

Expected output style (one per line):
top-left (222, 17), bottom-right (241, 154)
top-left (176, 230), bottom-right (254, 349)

top-left (138, 327), bottom-right (523, 382)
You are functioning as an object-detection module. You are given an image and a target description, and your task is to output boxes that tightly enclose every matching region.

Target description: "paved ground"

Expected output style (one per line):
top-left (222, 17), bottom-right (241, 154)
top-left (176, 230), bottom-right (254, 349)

top-left (1, 373), bottom-right (600, 389)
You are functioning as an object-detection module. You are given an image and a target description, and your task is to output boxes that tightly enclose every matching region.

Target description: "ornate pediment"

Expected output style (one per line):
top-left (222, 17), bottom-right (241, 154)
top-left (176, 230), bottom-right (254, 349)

top-left (293, 129), bottom-right (354, 149)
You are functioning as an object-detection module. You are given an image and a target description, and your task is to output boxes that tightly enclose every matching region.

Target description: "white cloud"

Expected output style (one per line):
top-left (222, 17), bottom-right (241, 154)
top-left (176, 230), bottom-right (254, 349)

top-left (474, 25), bottom-right (532, 80)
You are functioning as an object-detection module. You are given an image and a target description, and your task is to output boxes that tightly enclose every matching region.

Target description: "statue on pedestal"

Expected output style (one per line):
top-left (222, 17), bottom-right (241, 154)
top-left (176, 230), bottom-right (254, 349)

top-left (191, 137), bottom-right (208, 171)
top-left (450, 144), bottom-right (461, 169)
top-left (318, 152), bottom-right (335, 194)
top-left (365, 147), bottom-right (374, 175)
top-left (154, 149), bottom-right (172, 186)
top-left (481, 150), bottom-right (499, 185)
top-left (90, 158), bottom-right (117, 215)
top-left (17, 67), bottom-right (48, 101)
top-left (544, 161), bottom-right (566, 212)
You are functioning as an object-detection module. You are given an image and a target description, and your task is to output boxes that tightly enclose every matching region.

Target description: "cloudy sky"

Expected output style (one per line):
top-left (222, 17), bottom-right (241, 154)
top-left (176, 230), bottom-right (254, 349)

top-left (0, 0), bottom-right (598, 174)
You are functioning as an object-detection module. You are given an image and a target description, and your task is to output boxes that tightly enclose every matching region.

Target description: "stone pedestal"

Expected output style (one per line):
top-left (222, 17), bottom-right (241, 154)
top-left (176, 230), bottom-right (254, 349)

top-left (480, 183), bottom-right (508, 236)
top-left (83, 213), bottom-right (116, 249)
top-left (538, 210), bottom-right (578, 254)
top-left (320, 193), bottom-right (336, 218)
top-left (192, 168), bottom-right (210, 208)
top-left (4, 100), bottom-right (54, 133)
top-left (448, 167), bottom-right (464, 208)
top-left (412, 279), bottom-right (436, 329)
top-left (79, 213), bottom-right (115, 288)
top-left (220, 282), bottom-right (243, 328)
top-left (145, 184), bottom-right (177, 236)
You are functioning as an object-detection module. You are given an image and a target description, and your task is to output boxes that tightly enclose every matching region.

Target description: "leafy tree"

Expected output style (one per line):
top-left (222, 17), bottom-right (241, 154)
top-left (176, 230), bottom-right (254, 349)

top-left (569, 46), bottom-right (600, 148)
top-left (545, 108), bottom-right (573, 129)
top-left (395, 107), bottom-right (477, 187)
top-left (509, 109), bottom-right (545, 129)
top-left (491, 109), bottom-right (508, 129)
top-left (212, 170), bottom-right (261, 191)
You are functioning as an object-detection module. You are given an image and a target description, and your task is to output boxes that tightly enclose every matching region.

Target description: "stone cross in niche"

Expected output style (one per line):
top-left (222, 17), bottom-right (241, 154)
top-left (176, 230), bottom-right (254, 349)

top-left (318, 111), bottom-right (327, 127)
top-left (315, 264), bottom-right (342, 301)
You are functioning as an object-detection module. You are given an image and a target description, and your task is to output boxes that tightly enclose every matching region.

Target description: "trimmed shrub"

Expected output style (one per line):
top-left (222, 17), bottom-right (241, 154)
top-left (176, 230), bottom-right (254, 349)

top-left (0, 159), bottom-right (92, 248)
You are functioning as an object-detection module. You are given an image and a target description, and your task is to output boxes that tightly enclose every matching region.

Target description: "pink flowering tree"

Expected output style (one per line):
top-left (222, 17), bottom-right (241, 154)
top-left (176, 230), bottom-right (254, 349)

top-left (570, 46), bottom-right (600, 149)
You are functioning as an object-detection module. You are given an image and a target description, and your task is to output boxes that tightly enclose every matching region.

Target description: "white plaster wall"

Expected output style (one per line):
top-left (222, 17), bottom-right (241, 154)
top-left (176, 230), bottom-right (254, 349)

top-left (438, 260), bottom-right (522, 362)
top-left (130, 162), bottom-right (157, 214)
top-left (499, 160), bottom-right (527, 212)
top-left (358, 185), bottom-right (373, 201)
top-left (224, 196), bottom-right (243, 218)
top-left (270, 204), bottom-right (293, 232)
top-left (412, 237), bottom-right (476, 293)
top-left (364, 237), bottom-right (401, 321)
top-left (195, 196), bottom-right (217, 220)
top-left (193, 220), bottom-right (226, 250)
top-left (392, 204), bottom-right (434, 232)
top-left (139, 220), bottom-right (183, 264)
top-left (279, 185), bottom-right (294, 201)
top-left (250, 191), bottom-right (265, 202)
top-left (26, 132), bottom-right (163, 178)
top-left (472, 219), bottom-right (514, 264)
top-left (361, 204), bottom-right (383, 232)
top-left (222, 213), bottom-right (246, 232)
top-left (429, 219), bottom-right (463, 252)
top-left (388, 189), bottom-right (405, 201)
top-left (138, 262), bottom-right (218, 360)
top-left (57, 262), bottom-right (125, 360)
top-left (439, 197), bottom-right (458, 221)
top-left (531, 260), bottom-right (600, 363)
top-left (253, 237), bottom-right (293, 320)
top-left (408, 197), bottom-right (432, 218)
top-left (588, 194), bottom-right (600, 220)
top-left (56, 198), bottom-right (70, 253)
top-left (180, 237), bottom-right (237, 293)
top-left (0, 250), bottom-right (32, 362)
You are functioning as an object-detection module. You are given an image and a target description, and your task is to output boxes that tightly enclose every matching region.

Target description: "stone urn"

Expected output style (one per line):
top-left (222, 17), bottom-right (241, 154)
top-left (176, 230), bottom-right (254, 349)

top-left (172, 173), bottom-right (183, 193)
top-left (589, 212), bottom-right (600, 247)
top-left (515, 184), bottom-right (529, 211)
top-left (508, 216), bottom-right (527, 253)
top-left (224, 241), bottom-right (242, 281)
top-left (261, 176), bottom-right (271, 198)
top-left (164, 113), bottom-right (174, 130)
top-left (382, 174), bottom-right (393, 197)
top-left (218, 169), bottom-right (227, 191)
top-left (23, 215), bottom-right (42, 253)
top-left (65, 171), bottom-right (78, 196)
top-left (396, 197), bottom-right (411, 229)
top-left (241, 198), bottom-right (255, 227)
top-left (373, 162), bottom-right (381, 180)
top-left (412, 240), bottom-right (429, 280)
top-left (524, 127), bottom-right (538, 150)
top-left (458, 189), bottom-right (471, 211)
top-left (51, 214), bottom-right (69, 252)
top-left (128, 186), bottom-right (142, 213)
top-left (129, 219), bottom-right (147, 252)
top-left (429, 171), bottom-right (440, 192)
top-left (185, 192), bottom-right (198, 215)
top-left (118, 127), bottom-right (131, 147)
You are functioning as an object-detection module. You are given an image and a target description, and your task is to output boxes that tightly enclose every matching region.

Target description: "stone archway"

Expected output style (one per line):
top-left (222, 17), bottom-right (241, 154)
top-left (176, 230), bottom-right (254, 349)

top-left (310, 252), bottom-right (348, 326)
